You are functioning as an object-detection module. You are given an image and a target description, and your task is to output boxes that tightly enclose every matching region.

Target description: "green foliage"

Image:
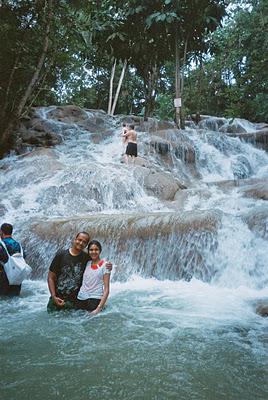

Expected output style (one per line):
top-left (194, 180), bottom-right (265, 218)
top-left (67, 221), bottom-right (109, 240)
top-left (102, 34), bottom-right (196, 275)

top-left (154, 93), bottom-right (174, 120)
top-left (1, 0), bottom-right (267, 158)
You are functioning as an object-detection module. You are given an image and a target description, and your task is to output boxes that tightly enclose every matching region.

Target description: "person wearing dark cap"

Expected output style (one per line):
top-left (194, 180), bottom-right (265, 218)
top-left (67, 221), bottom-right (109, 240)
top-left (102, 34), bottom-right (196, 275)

top-left (0, 223), bottom-right (23, 296)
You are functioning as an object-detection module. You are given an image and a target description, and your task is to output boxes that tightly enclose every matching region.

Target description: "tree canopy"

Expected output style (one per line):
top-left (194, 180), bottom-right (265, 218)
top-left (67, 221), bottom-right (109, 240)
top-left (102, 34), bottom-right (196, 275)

top-left (0, 0), bottom-right (267, 156)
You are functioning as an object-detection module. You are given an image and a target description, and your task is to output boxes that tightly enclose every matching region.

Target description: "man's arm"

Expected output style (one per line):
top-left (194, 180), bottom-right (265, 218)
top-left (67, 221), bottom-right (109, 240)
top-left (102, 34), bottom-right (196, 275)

top-left (0, 244), bottom-right (8, 264)
top-left (47, 270), bottom-right (65, 307)
top-left (106, 261), bottom-right (112, 271)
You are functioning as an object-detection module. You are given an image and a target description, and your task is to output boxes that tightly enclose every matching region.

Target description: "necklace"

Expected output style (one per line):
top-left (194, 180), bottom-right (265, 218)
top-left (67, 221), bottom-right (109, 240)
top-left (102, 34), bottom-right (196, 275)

top-left (90, 259), bottom-right (104, 270)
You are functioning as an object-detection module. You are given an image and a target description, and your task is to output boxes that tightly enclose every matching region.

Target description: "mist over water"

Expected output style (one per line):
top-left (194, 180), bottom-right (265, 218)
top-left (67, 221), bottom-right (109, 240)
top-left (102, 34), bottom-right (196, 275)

top-left (1, 109), bottom-right (268, 399)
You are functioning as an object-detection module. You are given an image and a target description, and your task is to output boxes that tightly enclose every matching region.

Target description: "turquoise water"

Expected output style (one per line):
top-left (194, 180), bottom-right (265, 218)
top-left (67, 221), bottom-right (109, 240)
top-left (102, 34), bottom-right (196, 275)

top-left (1, 279), bottom-right (267, 400)
top-left (1, 111), bottom-right (268, 399)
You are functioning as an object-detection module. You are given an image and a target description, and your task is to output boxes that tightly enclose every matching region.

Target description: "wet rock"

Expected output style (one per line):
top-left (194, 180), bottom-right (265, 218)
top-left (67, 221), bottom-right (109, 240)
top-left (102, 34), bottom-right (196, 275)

top-left (242, 204), bottom-right (268, 239)
top-left (150, 137), bottom-right (170, 155)
top-left (231, 155), bottom-right (252, 179)
top-left (173, 188), bottom-right (211, 206)
top-left (240, 180), bottom-right (268, 200)
top-left (13, 105), bottom-right (116, 154)
top-left (148, 131), bottom-right (196, 164)
top-left (21, 148), bottom-right (60, 159)
top-left (174, 142), bottom-right (196, 164)
top-left (254, 129), bottom-right (268, 150)
top-left (46, 105), bottom-right (89, 123)
top-left (133, 166), bottom-right (182, 200)
top-left (46, 106), bottom-right (113, 133)
top-left (256, 303), bottom-right (268, 317)
top-left (132, 156), bottom-right (152, 168)
top-left (28, 210), bottom-right (221, 281)
top-left (219, 118), bottom-right (256, 134)
top-left (184, 120), bottom-right (196, 129)
top-left (198, 117), bottom-right (227, 131)
top-left (120, 116), bottom-right (175, 133)
top-left (217, 118), bottom-right (268, 150)
top-left (0, 148), bottom-right (65, 190)
top-left (16, 117), bottom-right (63, 148)
top-left (222, 130), bottom-right (268, 151)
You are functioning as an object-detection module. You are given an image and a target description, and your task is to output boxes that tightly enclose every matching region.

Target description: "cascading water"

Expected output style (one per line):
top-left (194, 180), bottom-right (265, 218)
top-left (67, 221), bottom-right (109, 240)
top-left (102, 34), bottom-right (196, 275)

top-left (1, 109), bottom-right (267, 400)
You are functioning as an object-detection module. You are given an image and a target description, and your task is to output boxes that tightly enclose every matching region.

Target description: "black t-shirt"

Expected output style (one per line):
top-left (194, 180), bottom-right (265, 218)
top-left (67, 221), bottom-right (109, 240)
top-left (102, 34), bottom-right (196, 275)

top-left (49, 249), bottom-right (89, 301)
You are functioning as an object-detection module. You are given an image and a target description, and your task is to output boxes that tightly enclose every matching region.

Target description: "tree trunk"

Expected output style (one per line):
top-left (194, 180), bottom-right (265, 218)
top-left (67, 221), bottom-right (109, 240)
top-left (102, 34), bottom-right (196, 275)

top-left (3, 55), bottom-right (20, 115)
top-left (179, 38), bottom-right (188, 129)
top-left (108, 59), bottom-right (116, 115)
top-left (175, 27), bottom-right (181, 129)
top-left (0, 0), bottom-right (53, 150)
top-left (17, 0), bottom-right (53, 117)
top-left (111, 59), bottom-right (127, 116)
top-left (174, 28), bottom-right (188, 130)
top-left (144, 63), bottom-right (158, 119)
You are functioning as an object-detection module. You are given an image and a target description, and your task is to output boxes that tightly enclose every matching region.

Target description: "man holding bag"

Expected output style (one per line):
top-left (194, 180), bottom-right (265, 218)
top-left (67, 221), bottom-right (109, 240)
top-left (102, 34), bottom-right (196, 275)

top-left (0, 223), bottom-right (26, 296)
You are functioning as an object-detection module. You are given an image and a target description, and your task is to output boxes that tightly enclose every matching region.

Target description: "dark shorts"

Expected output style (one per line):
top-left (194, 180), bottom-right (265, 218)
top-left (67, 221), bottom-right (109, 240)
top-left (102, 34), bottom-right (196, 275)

top-left (47, 297), bottom-right (76, 313)
top-left (126, 142), bottom-right (137, 157)
top-left (0, 266), bottom-right (21, 296)
top-left (75, 298), bottom-right (101, 312)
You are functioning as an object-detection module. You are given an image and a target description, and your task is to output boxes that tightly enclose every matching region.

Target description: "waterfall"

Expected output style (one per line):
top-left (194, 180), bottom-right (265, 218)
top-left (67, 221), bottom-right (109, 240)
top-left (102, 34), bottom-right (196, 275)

top-left (1, 107), bottom-right (268, 400)
top-left (0, 107), bottom-right (267, 289)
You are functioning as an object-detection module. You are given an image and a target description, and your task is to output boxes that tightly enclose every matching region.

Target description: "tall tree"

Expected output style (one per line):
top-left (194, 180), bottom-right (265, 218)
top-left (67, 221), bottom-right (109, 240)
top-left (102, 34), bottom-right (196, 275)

top-left (0, 0), bottom-right (93, 156)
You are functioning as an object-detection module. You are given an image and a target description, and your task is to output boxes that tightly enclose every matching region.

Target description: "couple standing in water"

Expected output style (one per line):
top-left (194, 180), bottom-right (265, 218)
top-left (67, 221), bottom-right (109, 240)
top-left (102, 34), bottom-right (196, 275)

top-left (47, 232), bottom-right (112, 314)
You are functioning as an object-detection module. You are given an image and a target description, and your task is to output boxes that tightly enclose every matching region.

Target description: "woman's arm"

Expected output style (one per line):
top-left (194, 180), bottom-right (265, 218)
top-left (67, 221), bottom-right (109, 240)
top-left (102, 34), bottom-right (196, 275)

top-left (91, 273), bottom-right (110, 315)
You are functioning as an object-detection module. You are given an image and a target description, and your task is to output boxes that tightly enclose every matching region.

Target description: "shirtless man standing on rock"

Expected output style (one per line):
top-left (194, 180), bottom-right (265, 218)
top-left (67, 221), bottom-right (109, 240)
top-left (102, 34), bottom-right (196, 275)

top-left (123, 124), bottom-right (137, 164)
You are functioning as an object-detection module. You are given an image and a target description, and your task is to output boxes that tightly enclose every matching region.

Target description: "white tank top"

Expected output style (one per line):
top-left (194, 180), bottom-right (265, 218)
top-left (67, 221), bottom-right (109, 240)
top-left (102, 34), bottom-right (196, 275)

top-left (77, 259), bottom-right (110, 300)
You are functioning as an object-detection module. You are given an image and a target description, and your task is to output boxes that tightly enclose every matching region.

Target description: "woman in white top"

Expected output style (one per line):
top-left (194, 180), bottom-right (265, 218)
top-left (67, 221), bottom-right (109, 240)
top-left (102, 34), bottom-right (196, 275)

top-left (76, 240), bottom-right (111, 315)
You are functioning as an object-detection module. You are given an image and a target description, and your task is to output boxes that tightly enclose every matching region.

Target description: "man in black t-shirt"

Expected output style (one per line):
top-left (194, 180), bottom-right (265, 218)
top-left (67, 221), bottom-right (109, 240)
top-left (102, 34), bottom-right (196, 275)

top-left (47, 232), bottom-right (90, 311)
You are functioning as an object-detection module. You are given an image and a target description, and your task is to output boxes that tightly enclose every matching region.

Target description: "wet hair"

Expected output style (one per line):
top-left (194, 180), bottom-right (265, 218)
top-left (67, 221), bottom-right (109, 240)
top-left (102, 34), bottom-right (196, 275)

top-left (129, 124), bottom-right (135, 130)
top-left (75, 231), bottom-right (90, 240)
top-left (87, 239), bottom-right (102, 253)
top-left (1, 223), bottom-right (13, 235)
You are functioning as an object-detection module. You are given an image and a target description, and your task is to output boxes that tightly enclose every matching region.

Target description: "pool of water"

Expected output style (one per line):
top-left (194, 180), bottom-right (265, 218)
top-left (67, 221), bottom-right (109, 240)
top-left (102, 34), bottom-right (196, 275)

top-left (1, 278), bottom-right (267, 400)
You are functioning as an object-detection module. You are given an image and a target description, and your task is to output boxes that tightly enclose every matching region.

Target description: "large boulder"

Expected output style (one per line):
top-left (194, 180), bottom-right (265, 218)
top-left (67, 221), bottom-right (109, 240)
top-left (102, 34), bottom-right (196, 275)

top-left (256, 303), bottom-right (268, 317)
top-left (46, 105), bottom-right (113, 133)
top-left (219, 118), bottom-right (256, 134)
top-left (149, 136), bottom-right (171, 155)
top-left (148, 130), bottom-right (196, 164)
top-left (240, 179), bottom-right (268, 200)
top-left (254, 129), bottom-right (268, 150)
top-left (46, 105), bottom-right (90, 123)
top-left (241, 204), bottom-right (268, 239)
top-left (14, 105), bottom-right (115, 153)
top-left (16, 116), bottom-right (63, 149)
top-left (120, 116), bottom-right (176, 133)
top-left (198, 116), bottom-right (227, 131)
top-left (219, 119), bottom-right (268, 150)
top-left (26, 210), bottom-right (222, 281)
top-left (133, 166), bottom-right (183, 200)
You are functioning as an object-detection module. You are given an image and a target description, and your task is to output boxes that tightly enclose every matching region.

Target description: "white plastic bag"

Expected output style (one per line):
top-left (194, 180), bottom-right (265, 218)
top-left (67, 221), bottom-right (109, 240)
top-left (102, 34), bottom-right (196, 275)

top-left (0, 240), bottom-right (32, 285)
top-left (4, 253), bottom-right (32, 285)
